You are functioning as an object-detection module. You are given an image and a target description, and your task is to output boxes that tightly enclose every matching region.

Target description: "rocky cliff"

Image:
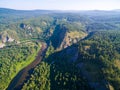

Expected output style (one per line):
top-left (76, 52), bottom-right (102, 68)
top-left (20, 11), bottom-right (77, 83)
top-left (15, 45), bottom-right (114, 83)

top-left (51, 24), bottom-right (87, 50)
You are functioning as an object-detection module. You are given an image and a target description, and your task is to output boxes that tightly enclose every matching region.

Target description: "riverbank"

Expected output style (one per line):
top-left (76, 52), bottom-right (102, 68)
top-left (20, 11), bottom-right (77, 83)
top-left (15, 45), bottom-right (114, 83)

top-left (7, 43), bottom-right (47, 90)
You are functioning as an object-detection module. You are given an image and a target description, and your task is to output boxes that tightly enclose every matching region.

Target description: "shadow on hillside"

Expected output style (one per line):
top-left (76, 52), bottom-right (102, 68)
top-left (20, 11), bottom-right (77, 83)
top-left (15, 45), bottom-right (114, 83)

top-left (45, 44), bottom-right (92, 90)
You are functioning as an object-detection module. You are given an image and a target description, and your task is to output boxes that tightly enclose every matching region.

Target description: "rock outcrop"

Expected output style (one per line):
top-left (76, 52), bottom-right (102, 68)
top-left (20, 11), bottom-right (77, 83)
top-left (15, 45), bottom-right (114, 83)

top-left (51, 24), bottom-right (67, 49)
top-left (0, 43), bottom-right (5, 48)
top-left (51, 24), bottom-right (87, 50)
top-left (20, 23), bottom-right (33, 30)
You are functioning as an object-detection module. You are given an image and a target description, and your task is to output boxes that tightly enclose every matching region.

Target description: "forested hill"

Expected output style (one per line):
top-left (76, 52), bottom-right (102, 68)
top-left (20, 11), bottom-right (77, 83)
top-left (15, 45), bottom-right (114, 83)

top-left (1, 8), bottom-right (120, 18)
top-left (0, 8), bottom-right (57, 14)
top-left (1, 8), bottom-right (120, 30)
top-left (1, 8), bottom-right (120, 90)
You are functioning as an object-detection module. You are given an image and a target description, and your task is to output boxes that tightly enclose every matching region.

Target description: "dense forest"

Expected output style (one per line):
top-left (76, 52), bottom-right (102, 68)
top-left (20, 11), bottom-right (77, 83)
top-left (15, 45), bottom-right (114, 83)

top-left (0, 8), bottom-right (120, 90)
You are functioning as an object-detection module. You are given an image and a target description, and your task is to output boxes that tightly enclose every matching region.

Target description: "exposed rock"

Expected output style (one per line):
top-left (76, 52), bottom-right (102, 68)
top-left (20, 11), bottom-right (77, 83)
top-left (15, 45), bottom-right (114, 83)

top-left (15, 41), bottom-right (20, 44)
top-left (0, 43), bottom-right (5, 48)
top-left (2, 36), bottom-right (14, 43)
top-left (51, 24), bottom-right (87, 50)
top-left (20, 23), bottom-right (33, 30)
top-left (7, 37), bottom-right (14, 42)
top-left (2, 37), bottom-right (7, 43)
top-left (56, 30), bottom-right (87, 49)
top-left (51, 24), bottom-right (67, 49)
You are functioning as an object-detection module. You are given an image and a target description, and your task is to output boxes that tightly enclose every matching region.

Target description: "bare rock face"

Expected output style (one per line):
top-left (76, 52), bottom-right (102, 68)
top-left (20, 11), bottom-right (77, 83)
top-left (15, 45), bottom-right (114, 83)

top-left (60, 32), bottom-right (81, 49)
top-left (20, 23), bottom-right (34, 36)
top-left (0, 43), bottom-right (5, 48)
top-left (2, 36), bottom-right (14, 43)
top-left (20, 23), bottom-right (33, 31)
top-left (51, 24), bottom-right (87, 50)
top-left (0, 31), bottom-right (16, 49)
top-left (7, 37), bottom-right (14, 42)
top-left (51, 24), bottom-right (67, 49)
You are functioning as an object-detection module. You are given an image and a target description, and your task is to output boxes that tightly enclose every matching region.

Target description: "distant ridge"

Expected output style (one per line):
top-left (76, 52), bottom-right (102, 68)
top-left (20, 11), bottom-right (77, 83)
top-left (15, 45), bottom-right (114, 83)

top-left (1, 8), bottom-right (120, 16)
top-left (1, 7), bottom-right (120, 12)
top-left (114, 9), bottom-right (120, 12)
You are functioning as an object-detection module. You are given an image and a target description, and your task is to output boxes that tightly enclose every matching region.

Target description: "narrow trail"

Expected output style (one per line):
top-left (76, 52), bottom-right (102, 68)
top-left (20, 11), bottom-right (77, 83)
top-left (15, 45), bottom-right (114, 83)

top-left (7, 43), bottom-right (47, 90)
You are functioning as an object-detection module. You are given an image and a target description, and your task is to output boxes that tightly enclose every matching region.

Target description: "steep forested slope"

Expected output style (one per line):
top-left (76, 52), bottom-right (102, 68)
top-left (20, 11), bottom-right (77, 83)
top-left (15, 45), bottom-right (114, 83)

top-left (0, 8), bottom-right (120, 90)
top-left (0, 42), bottom-right (41, 89)
top-left (22, 31), bottom-right (120, 90)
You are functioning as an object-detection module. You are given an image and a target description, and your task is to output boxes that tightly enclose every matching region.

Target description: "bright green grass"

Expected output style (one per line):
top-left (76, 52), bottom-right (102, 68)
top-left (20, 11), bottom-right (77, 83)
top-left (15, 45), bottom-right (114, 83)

top-left (0, 41), bottom-right (41, 90)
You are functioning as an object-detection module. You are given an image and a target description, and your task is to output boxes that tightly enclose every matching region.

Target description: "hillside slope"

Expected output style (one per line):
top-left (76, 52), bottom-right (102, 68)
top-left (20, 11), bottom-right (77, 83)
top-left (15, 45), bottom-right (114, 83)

top-left (0, 8), bottom-right (120, 90)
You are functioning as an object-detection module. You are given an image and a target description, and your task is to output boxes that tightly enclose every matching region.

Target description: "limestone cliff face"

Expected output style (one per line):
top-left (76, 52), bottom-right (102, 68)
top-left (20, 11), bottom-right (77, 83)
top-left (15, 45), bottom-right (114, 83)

top-left (0, 31), bottom-right (19, 48)
top-left (51, 24), bottom-right (67, 49)
top-left (60, 31), bottom-right (87, 49)
top-left (0, 31), bottom-right (15, 43)
top-left (20, 23), bottom-right (33, 30)
top-left (51, 24), bottom-right (87, 50)
top-left (0, 43), bottom-right (5, 48)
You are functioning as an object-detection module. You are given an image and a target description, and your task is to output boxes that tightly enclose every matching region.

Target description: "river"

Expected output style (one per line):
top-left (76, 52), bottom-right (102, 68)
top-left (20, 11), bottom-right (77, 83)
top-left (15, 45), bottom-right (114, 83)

top-left (7, 43), bottom-right (47, 90)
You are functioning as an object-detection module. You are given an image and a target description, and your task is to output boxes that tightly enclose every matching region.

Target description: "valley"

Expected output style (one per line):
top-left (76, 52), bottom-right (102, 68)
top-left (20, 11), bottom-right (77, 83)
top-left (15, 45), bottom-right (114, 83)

top-left (7, 43), bottom-right (47, 90)
top-left (0, 8), bottom-right (120, 90)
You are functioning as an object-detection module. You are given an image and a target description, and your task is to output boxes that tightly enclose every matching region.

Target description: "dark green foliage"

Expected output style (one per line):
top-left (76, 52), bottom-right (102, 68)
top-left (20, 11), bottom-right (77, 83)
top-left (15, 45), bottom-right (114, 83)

top-left (86, 22), bottom-right (118, 31)
top-left (1, 8), bottom-right (120, 90)
top-left (77, 31), bottom-right (120, 90)
top-left (49, 59), bottom-right (91, 90)
top-left (24, 30), bottom-right (120, 90)
top-left (0, 42), bottom-right (39, 89)
top-left (22, 62), bottom-right (50, 90)
top-left (22, 54), bottom-right (91, 90)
